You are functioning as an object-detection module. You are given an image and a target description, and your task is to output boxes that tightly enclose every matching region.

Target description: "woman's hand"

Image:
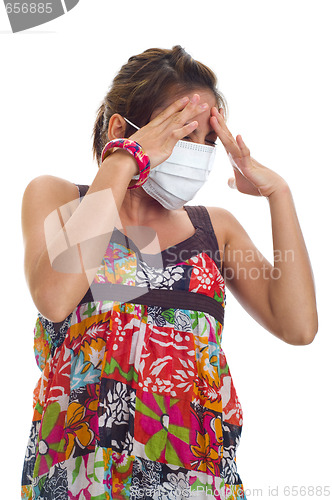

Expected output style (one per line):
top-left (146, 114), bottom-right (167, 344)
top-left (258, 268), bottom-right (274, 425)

top-left (210, 107), bottom-right (288, 197)
top-left (129, 94), bottom-right (209, 169)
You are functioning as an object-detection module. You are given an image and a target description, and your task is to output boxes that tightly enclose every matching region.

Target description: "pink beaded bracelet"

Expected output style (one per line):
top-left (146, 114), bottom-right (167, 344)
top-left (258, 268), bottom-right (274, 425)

top-left (101, 139), bottom-right (151, 189)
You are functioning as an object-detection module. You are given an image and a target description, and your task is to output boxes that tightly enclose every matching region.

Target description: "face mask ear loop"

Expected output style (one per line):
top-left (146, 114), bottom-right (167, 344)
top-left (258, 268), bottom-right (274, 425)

top-left (123, 117), bottom-right (140, 130)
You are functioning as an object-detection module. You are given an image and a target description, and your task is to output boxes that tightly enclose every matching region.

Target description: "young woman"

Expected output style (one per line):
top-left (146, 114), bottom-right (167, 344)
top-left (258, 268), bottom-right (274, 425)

top-left (21, 45), bottom-right (318, 500)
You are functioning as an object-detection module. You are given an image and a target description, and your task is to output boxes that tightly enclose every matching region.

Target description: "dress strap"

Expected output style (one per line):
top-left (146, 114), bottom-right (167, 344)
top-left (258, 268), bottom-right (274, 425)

top-left (184, 205), bottom-right (224, 278)
top-left (183, 205), bottom-right (214, 233)
top-left (75, 184), bottom-right (90, 199)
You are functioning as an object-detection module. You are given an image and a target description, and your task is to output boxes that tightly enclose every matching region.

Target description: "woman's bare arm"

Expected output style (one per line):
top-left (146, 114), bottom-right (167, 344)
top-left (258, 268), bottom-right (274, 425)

top-left (209, 194), bottom-right (318, 346)
top-left (21, 150), bottom-right (138, 323)
top-left (265, 183), bottom-right (318, 343)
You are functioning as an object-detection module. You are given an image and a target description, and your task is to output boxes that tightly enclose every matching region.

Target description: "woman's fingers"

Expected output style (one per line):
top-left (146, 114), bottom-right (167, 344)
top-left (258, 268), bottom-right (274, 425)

top-left (168, 120), bottom-right (199, 143)
top-left (150, 93), bottom-right (209, 135)
top-left (211, 107), bottom-right (241, 158)
top-left (130, 93), bottom-right (210, 169)
top-left (211, 108), bottom-right (255, 182)
top-left (163, 95), bottom-right (211, 145)
top-left (228, 151), bottom-right (242, 172)
top-left (129, 93), bottom-right (208, 169)
top-left (176, 96), bottom-right (209, 129)
top-left (236, 134), bottom-right (251, 159)
top-left (150, 96), bottom-right (190, 126)
top-left (228, 176), bottom-right (237, 189)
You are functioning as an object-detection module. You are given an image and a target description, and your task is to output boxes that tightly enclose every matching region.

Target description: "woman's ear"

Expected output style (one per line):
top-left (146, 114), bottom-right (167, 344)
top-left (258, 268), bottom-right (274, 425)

top-left (107, 114), bottom-right (127, 140)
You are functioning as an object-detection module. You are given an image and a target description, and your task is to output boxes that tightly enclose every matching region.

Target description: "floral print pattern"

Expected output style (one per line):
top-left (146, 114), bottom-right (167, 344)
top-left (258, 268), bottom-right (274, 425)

top-left (134, 392), bottom-right (191, 466)
top-left (136, 261), bottom-right (186, 290)
top-left (21, 196), bottom-right (246, 500)
top-left (98, 380), bottom-right (136, 454)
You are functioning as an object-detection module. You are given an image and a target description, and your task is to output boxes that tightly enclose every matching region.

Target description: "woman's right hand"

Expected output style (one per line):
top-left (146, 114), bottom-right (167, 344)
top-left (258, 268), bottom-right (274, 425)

top-left (128, 93), bottom-right (209, 169)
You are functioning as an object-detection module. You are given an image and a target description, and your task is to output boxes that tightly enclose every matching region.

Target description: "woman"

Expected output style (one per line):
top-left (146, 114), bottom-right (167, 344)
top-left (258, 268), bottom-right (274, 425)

top-left (21, 46), bottom-right (318, 499)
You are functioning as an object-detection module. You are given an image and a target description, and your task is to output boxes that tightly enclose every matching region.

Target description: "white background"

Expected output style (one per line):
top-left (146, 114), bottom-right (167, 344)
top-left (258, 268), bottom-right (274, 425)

top-left (0, 1), bottom-right (331, 498)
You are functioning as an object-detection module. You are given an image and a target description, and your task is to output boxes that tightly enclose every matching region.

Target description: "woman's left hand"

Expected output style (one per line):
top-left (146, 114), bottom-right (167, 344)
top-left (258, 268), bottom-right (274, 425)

top-left (210, 107), bottom-right (288, 197)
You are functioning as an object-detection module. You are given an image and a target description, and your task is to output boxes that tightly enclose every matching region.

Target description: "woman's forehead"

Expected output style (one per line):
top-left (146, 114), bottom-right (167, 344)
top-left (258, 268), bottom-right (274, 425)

top-left (151, 87), bottom-right (218, 119)
top-left (169, 87), bottom-right (217, 106)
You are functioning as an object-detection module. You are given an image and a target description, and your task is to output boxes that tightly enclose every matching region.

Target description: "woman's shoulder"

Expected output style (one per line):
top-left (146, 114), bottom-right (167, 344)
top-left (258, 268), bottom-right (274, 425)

top-left (23, 174), bottom-right (79, 202)
top-left (22, 176), bottom-right (81, 243)
top-left (205, 204), bottom-right (253, 254)
top-left (204, 205), bottom-right (234, 220)
top-left (206, 207), bottom-right (252, 249)
top-left (204, 206), bottom-right (241, 247)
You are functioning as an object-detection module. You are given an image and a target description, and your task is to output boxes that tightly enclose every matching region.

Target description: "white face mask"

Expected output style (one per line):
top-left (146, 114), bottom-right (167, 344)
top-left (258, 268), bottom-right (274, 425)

top-left (124, 117), bottom-right (217, 210)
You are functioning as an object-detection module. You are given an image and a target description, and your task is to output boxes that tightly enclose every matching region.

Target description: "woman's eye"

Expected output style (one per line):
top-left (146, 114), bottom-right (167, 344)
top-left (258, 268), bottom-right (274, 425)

top-left (183, 136), bottom-right (216, 146)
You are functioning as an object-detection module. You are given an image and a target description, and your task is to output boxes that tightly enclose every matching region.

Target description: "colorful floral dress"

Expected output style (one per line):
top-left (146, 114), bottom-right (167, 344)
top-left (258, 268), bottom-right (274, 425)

top-left (21, 183), bottom-right (247, 500)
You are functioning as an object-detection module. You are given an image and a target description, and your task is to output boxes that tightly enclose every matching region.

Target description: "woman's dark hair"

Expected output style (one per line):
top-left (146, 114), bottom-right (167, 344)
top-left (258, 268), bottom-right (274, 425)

top-left (92, 45), bottom-right (228, 165)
